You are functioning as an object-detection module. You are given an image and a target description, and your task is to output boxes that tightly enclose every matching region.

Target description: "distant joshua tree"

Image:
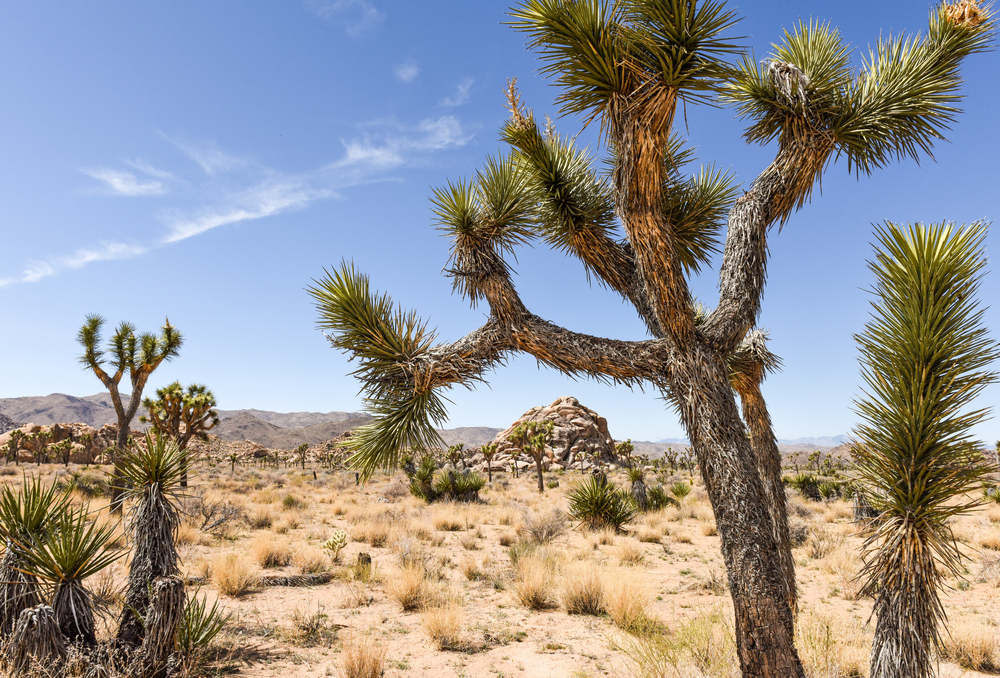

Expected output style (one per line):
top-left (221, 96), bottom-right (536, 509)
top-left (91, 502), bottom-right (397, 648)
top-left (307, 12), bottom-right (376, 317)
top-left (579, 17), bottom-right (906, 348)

top-left (141, 382), bottom-right (219, 487)
top-left (78, 315), bottom-right (182, 512)
top-left (854, 221), bottom-right (998, 678)
top-left (311, 2), bottom-right (991, 673)
top-left (510, 420), bottom-right (554, 493)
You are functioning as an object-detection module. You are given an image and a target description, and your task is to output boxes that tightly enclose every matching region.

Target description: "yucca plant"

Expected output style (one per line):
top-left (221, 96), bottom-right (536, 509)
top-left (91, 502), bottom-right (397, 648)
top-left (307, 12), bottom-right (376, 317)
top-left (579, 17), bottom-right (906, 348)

top-left (116, 430), bottom-right (185, 647)
top-left (17, 504), bottom-right (124, 645)
top-left (408, 455), bottom-right (438, 502)
top-left (568, 474), bottom-right (637, 532)
top-left (668, 480), bottom-right (691, 503)
top-left (0, 475), bottom-right (71, 637)
top-left (177, 589), bottom-right (231, 669)
top-left (646, 484), bottom-right (678, 511)
top-left (854, 221), bottom-right (998, 678)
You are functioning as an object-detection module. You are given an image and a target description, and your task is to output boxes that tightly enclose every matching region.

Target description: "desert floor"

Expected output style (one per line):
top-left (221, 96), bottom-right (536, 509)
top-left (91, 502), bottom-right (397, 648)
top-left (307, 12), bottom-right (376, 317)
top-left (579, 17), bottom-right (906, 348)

top-left (11, 462), bottom-right (1000, 678)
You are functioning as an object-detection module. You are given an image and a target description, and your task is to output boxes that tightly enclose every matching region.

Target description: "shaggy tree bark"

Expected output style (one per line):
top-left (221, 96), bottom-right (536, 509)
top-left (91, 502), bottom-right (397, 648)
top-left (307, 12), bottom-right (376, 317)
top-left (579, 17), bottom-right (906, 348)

top-left (9, 605), bottom-right (66, 677)
top-left (0, 546), bottom-right (41, 638)
top-left (131, 576), bottom-right (185, 678)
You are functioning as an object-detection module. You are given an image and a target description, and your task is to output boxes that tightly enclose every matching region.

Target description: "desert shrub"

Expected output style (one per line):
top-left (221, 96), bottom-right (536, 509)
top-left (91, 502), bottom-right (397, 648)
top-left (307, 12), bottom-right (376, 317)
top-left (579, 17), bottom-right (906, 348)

top-left (251, 535), bottom-right (292, 568)
top-left (561, 562), bottom-right (604, 616)
top-left (408, 455), bottom-right (439, 502)
top-left (322, 530), bottom-right (348, 562)
top-left (603, 575), bottom-right (658, 635)
top-left (646, 484), bottom-right (677, 511)
top-left (340, 634), bottom-right (387, 678)
top-left (293, 546), bottom-right (331, 574)
top-left (513, 555), bottom-right (556, 610)
top-left (808, 528), bottom-right (840, 560)
top-left (422, 604), bottom-right (472, 651)
top-left (787, 473), bottom-right (821, 501)
top-left (939, 621), bottom-right (999, 671)
top-left (788, 520), bottom-right (810, 547)
top-left (281, 493), bottom-right (305, 510)
top-left (568, 475), bottom-right (636, 532)
top-left (212, 553), bottom-right (259, 597)
top-left (246, 505), bottom-right (275, 529)
top-left (520, 509), bottom-right (567, 545)
top-left (386, 564), bottom-right (434, 611)
top-left (982, 485), bottom-right (1000, 504)
top-left (617, 541), bottom-right (645, 567)
top-left (433, 470), bottom-right (486, 503)
top-left (795, 611), bottom-right (870, 678)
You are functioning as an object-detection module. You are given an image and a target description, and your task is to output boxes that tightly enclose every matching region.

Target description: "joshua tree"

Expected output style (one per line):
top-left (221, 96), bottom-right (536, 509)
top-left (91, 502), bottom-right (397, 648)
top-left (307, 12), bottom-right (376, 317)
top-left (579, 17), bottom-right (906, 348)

top-left (615, 439), bottom-right (634, 467)
top-left (481, 442), bottom-right (498, 483)
top-left (29, 431), bottom-right (52, 466)
top-left (628, 467), bottom-right (648, 511)
top-left (311, 2), bottom-right (990, 674)
top-left (141, 381), bottom-right (219, 488)
top-left (295, 443), bottom-right (309, 471)
top-left (446, 443), bottom-right (465, 468)
top-left (510, 420), bottom-right (555, 492)
top-left (854, 221), bottom-right (998, 678)
top-left (6, 430), bottom-right (25, 465)
top-left (78, 315), bottom-right (182, 512)
top-left (116, 431), bottom-right (184, 647)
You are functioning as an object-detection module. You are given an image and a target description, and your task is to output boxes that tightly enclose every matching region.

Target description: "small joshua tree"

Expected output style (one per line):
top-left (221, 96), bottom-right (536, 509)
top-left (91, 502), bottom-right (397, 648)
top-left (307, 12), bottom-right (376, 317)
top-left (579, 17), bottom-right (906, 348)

top-left (29, 431), bottom-right (52, 466)
top-left (116, 430), bottom-right (184, 648)
top-left (616, 439), bottom-right (635, 467)
top-left (141, 381), bottom-right (219, 487)
top-left (446, 443), bottom-right (465, 468)
top-left (855, 221), bottom-right (998, 678)
top-left (295, 443), bottom-right (309, 471)
top-left (510, 420), bottom-right (555, 493)
top-left (628, 467), bottom-right (648, 512)
top-left (78, 315), bottom-right (182, 512)
top-left (481, 442), bottom-right (498, 483)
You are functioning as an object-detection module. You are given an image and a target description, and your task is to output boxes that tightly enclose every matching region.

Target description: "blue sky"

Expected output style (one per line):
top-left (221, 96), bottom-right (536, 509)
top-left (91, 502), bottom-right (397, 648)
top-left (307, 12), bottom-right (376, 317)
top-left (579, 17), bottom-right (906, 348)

top-left (1, 0), bottom-right (998, 444)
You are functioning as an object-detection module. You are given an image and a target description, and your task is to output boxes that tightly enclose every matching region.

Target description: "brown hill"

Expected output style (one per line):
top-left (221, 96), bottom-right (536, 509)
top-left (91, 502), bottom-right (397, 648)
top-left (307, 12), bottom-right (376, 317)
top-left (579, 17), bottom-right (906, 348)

top-left (434, 427), bottom-right (503, 448)
top-left (215, 408), bottom-right (367, 429)
top-left (0, 393), bottom-right (144, 427)
top-left (212, 413), bottom-right (373, 448)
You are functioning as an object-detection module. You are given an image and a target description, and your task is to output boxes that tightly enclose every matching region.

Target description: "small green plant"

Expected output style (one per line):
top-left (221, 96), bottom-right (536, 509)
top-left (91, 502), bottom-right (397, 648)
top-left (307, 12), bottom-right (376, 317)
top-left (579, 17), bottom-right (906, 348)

top-left (510, 420), bottom-right (555, 493)
top-left (668, 481), bottom-right (691, 503)
top-left (178, 589), bottom-right (232, 666)
top-left (646, 484), bottom-right (678, 511)
top-left (568, 475), bottom-right (636, 532)
top-left (787, 473), bottom-right (820, 501)
top-left (433, 470), bottom-right (486, 502)
top-left (409, 455), bottom-right (438, 502)
top-left (322, 530), bottom-right (349, 562)
top-left (481, 442), bottom-right (498, 483)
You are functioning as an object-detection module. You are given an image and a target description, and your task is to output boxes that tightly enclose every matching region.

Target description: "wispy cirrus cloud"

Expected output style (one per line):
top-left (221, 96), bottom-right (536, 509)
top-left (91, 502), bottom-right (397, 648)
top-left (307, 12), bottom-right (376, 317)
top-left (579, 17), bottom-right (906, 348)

top-left (306, 0), bottom-right (384, 36)
top-left (440, 78), bottom-right (474, 107)
top-left (4, 111), bottom-right (471, 288)
top-left (162, 179), bottom-right (335, 244)
top-left (0, 241), bottom-right (147, 288)
top-left (395, 60), bottom-right (420, 83)
top-left (81, 168), bottom-right (166, 196)
top-left (331, 116), bottom-right (471, 172)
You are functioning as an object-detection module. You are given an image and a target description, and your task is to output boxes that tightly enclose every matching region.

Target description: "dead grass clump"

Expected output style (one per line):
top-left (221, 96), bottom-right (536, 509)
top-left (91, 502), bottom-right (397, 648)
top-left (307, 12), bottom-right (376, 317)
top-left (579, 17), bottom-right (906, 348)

top-left (386, 564), bottom-right (435, 611)
top-left (823, 548), bottom-right (862, 600)
top-left (981, 533), bottom-right (1000, 551)
top-left (433, 514), bottom-right (465, 532)
top-left (340, 634), bottom-right (387, 678)
top-left (519, 509), bottom-right (567, 545)
top-left (617, 541), bottom-right (646, 567)
top-left (975, 552), bottom-right (1000, 585)
top-left (176, 521), bottom-right (201, 546)
top-left (700, 522), bottom-right (718, 537)
top-left (635, 527), bottom-right (663, 544)
top-left (353, 514), bottom-right (394, 547)
top-left (796, 611), bottom-right (870, 678)
top-left (939, 620), bottom-right (999, 672)
top-left (561, 562), bottom-right (604, 616)
top-left (212, 553), bottom-right (260, 597)
top-left (289, 606), bottom-right (337, 646)
top-left (986, 505), bottom-right (1000, 524)
top-left (252, 535), bottom-right (292, 568)
top-left (808, 528), bottom-right (840, 560)
top-left (596, 529), bottom-right (616, 546)
top-left (513, 555), bottom-right (557, 610)
top-left (294, 546), bottom-right (331, 574)
top-left (788, 519), bottom-right (810, 547)
top-left (498, 531), bottom-right (517, 547)
top-left (603, 575), bottom-right (658, 635)
top-left (422, 603), bottom-right (475, 652)
top-left (246, 505), bottom-right (275, 529)
top-left (787, 495), bottom-right (814, 518)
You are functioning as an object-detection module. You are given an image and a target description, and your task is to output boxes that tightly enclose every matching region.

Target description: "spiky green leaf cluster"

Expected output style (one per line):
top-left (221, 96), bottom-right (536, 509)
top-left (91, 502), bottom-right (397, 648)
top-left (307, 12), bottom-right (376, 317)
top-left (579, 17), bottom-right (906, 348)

top-left (78, 315), bottom-right (182, 374)
top-left (727, 6), bottom-right (992, 174)
top-left (0, 474), bottom-right (71, 542)
top-left (119, 430), bottom-right (187, 499)
top-left (308, 263), bottom-right (447, 478)
top-left (178, 589), bottom-right (231, 657)
top-left (510, 0), bottom-right (740, 118)
top-left (567, 475), bottom-right (637, 531)
top-left (16, 504), bottom-right (124, 588)
top-left (853, 220), bottom-right (998, 666)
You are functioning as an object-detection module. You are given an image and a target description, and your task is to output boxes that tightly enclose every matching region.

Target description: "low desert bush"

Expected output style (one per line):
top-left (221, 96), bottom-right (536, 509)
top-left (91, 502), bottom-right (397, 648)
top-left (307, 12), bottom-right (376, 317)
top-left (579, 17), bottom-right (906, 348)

top-left (603, 575), bottom-right (658, 635)
top-left (434, 514), bottom-right (465, 532)
top-left (520, 508), bottom-right (567, 545)
top-left (561, 562), bottom-right (604, 616)
top-left (386, 564), bottom-right (434, 611)
top-left (939, 620), bottom-right (999, 672)
top-left (246, 505), bottom-right (275, 529)
top-left (293, 545), bottom-right (331, 574)
top-left (808, 528), bottom-right (839, 560)
top-left (617, 541), bottom-right (645, 567)
top-left (636, 527), bottom-right (663, 544)
top-left (513, 555), bottom-right (556, 610)
top-left (422, 603), bottom-right (472, 652)
top-left (212, 552), bottom-right (259, 597)
top-left (981, 533), bottom-right (1000, 551)
top-left (353, 514), bottom-right (394, 547)
top-left (788, 520), bottom-right (810, 547)
top-left (823, 548), bottom-right (862, 600)
top-left (251, 535), bottom-right (292, 568)
top-left (340, 634), bottom-right (387, 678)
top-left (795, 611), bottom-right (870, 678)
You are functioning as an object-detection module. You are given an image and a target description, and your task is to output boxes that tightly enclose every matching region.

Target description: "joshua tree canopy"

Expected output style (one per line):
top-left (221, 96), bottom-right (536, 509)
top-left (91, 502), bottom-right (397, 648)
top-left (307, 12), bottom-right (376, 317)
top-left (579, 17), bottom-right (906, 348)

top-left (311, 2), bottom-right (990, 675)
top-left (78, 315), bottom-right (182, 510)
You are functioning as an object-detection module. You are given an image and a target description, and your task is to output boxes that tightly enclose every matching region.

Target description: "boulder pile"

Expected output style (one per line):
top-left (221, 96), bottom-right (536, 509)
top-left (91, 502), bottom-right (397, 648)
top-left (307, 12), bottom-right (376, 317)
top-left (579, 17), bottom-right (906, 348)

top-left (0, 422), bottom-right (119, 464)
top-left (473, 396), bottom-right (617, 473)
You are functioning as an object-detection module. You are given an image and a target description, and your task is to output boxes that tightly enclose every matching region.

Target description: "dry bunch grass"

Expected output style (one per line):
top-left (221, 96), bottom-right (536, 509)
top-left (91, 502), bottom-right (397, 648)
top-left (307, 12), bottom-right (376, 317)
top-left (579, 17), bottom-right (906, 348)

top-left (251, 535), bottom-right (292, 568)
top-left (939, 619), bottom-right (999, 672)
top-left (212, 553), bottom-right (260, 597)
top-left (561, 562), bottom-right (604, 616)
top-left (340, 634), bottom-right (387, 678)
top-left (513, 555), bottom-right (556, 610)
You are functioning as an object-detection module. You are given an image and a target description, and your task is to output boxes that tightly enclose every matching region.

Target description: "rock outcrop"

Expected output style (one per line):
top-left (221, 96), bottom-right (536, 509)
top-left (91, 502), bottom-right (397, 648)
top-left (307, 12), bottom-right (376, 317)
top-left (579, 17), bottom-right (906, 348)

top-left (488, 396), bottom-right (615, 471)
top-left (0, 423), bottom-right (119, 464)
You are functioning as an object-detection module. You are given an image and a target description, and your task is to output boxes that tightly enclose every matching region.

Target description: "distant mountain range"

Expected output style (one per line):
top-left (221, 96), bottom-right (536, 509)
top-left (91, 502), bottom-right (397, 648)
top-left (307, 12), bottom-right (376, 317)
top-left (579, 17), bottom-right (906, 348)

top-left (0, 393), bottom-right (845, 453)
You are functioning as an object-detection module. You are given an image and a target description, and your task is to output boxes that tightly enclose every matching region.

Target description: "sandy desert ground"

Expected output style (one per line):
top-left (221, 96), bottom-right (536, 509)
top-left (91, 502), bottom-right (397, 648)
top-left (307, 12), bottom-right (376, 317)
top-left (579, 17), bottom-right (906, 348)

top-left (7, 460), bottom-right (1000, 678)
